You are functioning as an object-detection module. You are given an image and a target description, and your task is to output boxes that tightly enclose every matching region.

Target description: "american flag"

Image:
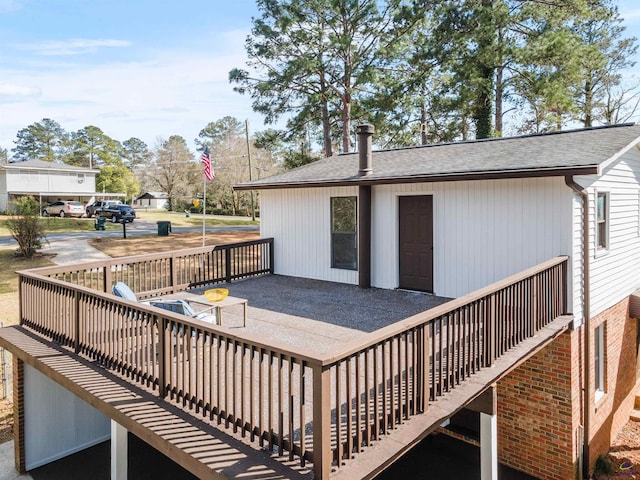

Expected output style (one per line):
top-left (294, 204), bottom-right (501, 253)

top-left (201, 146), bottom-right (214, 181)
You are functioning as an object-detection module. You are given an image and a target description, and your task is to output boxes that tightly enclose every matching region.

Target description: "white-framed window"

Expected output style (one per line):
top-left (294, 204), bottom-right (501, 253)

top-left (19, 170), bottom-right (38, 183)
top-left (331, 196), bottom-right (357, 270)
top-left (77, 173), bottom-right (85, 184)
top-left (595, 323), bottom-right (605, 402)
top-left (596, 190), bottom-right (609, 251)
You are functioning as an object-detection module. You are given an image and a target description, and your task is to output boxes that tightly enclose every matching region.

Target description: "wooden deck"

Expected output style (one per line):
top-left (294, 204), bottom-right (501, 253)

top-left (0, 326), bottom-right (313, 480)
top-left (330, 314), bottom-right (573, 480)
top-left (4, 240), bottom-right (571, 479)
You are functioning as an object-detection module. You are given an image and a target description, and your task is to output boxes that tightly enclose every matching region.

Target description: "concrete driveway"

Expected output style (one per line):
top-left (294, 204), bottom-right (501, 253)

top-left (0, 221), bottom-right (259, 265)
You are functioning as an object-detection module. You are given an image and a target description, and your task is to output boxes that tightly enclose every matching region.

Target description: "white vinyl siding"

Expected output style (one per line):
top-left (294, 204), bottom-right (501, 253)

top-left (570, 193), bottom-right (585, 323)
top-left (260, 187), bottom-right (359, 284)
top-left (5, 169), bottom-right (96, 193)
top-left (637, 189), bottom-right (640, 237)
top-left (24, 364), bottom-right (110, 470)
top-left (371, 177), bottom-right (573, 299)
top-left (0, 173), bottom-right (7, 211)
top-left (19, 170), bottom-right (39, 183)
top-left (259, 177), bottom-right (573, 300)
top-left (575, 147), bottom-right (640, 317)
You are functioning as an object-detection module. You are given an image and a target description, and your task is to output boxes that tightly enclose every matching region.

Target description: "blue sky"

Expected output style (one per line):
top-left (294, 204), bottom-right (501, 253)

top-left (1, 0), bottom-right (640, 154)
top-left (0, 0), bottom-right (262, 152)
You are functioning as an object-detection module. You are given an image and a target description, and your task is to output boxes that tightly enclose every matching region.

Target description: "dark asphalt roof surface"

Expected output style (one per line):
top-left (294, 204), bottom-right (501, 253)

top-left (237, 123), bottom-right (640, 189)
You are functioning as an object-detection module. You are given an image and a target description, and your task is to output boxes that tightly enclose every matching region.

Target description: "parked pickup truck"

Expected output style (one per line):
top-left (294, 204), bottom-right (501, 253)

top-left (98, 204), bottom-right (136, 223)
top-left (86, 200), bottom-right (121, 218)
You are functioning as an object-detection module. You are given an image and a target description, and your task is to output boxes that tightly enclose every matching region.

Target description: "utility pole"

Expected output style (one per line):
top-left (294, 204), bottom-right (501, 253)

top-left (245, 119), bottom-right (256, 221)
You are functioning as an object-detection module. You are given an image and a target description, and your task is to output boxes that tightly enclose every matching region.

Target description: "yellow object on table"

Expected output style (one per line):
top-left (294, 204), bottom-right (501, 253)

top-left (204, 288), bottom-right (229, 302)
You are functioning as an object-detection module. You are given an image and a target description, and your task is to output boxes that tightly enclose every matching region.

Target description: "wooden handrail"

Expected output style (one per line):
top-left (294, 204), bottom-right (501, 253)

top-left (16, 247), bottom-right (568, 478)
top-left (307, 256), bottom-right (568, 477)
top-left (22, 238), bottom-right (273, 277)
top-left (321, 255), bottom-right (569, 365)
top-left (20, 238), bottom-right (274, 298)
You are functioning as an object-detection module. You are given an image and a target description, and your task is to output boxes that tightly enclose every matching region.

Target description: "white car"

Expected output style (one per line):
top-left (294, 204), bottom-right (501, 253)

top-left (42, 201), bottom-right (86, 218)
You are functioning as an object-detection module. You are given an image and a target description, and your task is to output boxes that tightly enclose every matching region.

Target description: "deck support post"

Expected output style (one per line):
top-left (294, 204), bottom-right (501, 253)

top-left (470, 385), bottom-right (497, 480)
top-left (111, 420), bottom-right (128, 480)
top-left (480, 412), bottom-right (497, 480)
top-left (312, 364), bottom-right (332, 480)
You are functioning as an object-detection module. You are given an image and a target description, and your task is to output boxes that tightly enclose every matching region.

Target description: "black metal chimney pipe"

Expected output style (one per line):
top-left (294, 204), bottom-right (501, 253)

top-left (357, 124), bottom-right (374, 176)
top-left (357, 124), bottom-right (374, 288)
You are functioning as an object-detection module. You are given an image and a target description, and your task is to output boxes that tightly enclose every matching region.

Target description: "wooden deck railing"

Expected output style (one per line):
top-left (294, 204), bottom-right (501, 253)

top-left (17, 249), bottom-right (567, 480)
top-left (310, 256), bottom-right (567, 478)
top-left (25, 238), bottom-right (274, 298)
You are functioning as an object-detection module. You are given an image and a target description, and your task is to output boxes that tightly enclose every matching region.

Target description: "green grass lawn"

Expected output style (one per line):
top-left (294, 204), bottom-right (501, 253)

top-left (0, 217), bottom-right (111, 237)
top-left (0, 211), bottom-right (258, 237)
top-left (0, 248), bottom-right (54, 324)
top-left (131, 209), bottom-right (259, 228)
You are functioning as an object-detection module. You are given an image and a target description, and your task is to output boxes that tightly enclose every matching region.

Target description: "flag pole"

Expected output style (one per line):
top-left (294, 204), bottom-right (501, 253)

top-left (202, 175), bottom-right (206, 249)
top-left (200, 145), bottom-right (213, 252)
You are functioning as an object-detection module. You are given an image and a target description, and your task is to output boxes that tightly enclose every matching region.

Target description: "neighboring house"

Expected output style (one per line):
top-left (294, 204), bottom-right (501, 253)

top-left (233, 123), bottom-right (640, 479)
top-left (0, 160), bottom-right (123, 212)
top-left (133, 191), bottom-right (169, 210)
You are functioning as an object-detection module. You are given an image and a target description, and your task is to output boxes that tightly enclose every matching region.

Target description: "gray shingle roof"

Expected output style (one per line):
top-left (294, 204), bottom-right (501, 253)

top-left (1, 159), bottom-right (99, 173)
top-left (236, 124), bottom-right (640, 190)
top-left (137, 191), bottom-right (168, 200)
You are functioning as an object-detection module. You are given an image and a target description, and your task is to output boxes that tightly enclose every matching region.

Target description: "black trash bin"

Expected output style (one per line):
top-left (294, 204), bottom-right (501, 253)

top-left (94, 217), bottom-right (106, 231)
top-left (157, 221), bottom-right (171, 236)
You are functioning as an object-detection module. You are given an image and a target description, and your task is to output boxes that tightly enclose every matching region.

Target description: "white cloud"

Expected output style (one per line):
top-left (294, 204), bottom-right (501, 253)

top-left (16, 39), bottom-right (131, 56)
top-left (622, 8), bottom-right (640, 22)
top-left (0, 84), bottom-right (41, 98)
top-left (0, 0), bottom-right (20, 13)
top-left (0, 30), bottom-right (264, 151)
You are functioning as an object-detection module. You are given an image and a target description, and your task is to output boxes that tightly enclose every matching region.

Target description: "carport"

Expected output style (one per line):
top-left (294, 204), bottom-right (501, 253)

top-left (7, 192), bottom-right (126, 215)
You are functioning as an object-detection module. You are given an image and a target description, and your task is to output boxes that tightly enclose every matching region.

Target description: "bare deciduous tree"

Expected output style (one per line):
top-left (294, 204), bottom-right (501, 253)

top-left (148, 136), bottom-right (198, 211)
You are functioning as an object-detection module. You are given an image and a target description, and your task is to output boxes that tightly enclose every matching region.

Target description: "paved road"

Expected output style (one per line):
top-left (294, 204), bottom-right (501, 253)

top-left (0, 221), bottom-right (259, 248)
top-left (0, 220), bottom-right (259, 264)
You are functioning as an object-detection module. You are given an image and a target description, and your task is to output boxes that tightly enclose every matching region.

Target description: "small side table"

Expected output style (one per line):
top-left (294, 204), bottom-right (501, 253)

top-left (210, 295), bottom-right (248, 327)
top-left (167, 292), bottom-right (248, 327)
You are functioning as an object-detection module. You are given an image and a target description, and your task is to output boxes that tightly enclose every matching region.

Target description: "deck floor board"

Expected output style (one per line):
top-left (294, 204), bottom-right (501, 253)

top-left (1, 273), bottom-right (571, 479)
top-left (0, 326), bottom-right (313, 480)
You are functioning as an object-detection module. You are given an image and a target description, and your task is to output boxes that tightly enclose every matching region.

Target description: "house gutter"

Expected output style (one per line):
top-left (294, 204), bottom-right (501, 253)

top-left (564, 175), bottom-right (590, 479)
top-left (233, 166), bottom-right (599, 191)
top-left (357, 124), bottom-right (374, 289)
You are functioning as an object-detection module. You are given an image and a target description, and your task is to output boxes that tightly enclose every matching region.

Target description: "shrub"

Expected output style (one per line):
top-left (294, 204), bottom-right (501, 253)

top-left (593, 454), bottom-right (615, 479)
top-left (7, 197), bottom-right (46, 258)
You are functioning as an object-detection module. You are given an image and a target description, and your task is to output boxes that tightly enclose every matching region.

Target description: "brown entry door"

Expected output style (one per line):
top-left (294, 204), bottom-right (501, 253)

top-left (399, 195), bottom-right (434, 292)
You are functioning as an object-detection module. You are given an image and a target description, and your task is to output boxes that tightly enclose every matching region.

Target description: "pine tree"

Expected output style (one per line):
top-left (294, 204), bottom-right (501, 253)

top-left (230, 0), bottom-right (404, 154)
top-left (12, 118), bottom-right (65, 162)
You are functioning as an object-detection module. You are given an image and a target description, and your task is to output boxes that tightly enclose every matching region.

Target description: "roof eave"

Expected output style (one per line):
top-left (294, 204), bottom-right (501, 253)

top-left (596, 134), bottom-right (640, 175)
top-left (2, 166), bottom-right (100, 174)
top-left (233, 166), bottom-right (600, 191)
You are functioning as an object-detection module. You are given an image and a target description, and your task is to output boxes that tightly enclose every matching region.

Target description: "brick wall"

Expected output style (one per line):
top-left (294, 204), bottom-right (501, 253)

top-left (588, 297), bottom-right (638, 469)
top-left (497, 329), bottom-right (581, 480)
top-left (496, 296), bottom-right (638, 480)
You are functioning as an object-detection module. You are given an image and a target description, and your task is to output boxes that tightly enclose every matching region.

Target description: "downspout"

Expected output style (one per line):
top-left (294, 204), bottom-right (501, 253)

top-left (357, 124), bottom-right (374, 289)
top-left (565, 175), bottom-right (590, 479)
